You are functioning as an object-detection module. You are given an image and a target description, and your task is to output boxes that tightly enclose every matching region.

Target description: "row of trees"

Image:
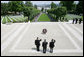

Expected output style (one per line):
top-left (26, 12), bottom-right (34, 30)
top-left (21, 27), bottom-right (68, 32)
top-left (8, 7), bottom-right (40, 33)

top-left (47, 1), bottom-right (83, 21)
top-left (1, 3), bottom-right (9, 15)
top-left (60, 1), bottom-right (83, 15)
top-left (47, 2), bottom-right (67, 21)
top-left (23, 7), bottom-right (40, 21)
top-left (1, 1), bottom-right (24, 15)
top-left (47, 7), bottom-right (67, 21)
top-left (1, 1), bottom-right (40, 21)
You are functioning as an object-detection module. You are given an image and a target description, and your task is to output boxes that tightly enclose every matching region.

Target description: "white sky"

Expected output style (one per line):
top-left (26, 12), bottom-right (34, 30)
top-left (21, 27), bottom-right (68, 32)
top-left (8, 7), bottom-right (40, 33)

top-left (31, 1), bottom-right (60, 5)
top-left (1, 1), bottom-right (79, 5)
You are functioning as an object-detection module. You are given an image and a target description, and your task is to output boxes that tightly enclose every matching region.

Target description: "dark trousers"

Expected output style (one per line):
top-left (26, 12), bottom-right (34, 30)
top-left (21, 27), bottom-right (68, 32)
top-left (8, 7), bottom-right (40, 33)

top-left (50, 48), bottom-right (53, 53)
top-left (79, 21), bottom-right (81, 24)
top-left (72, 20), bottom-right (74, 24)
top-left (72, 21), bottom-right (74, 24)
top-left (36, 46), bottom-right (40, 51)
top-left (43, 48), bottom-right (46, 53)
top-left (75, 21), bottom-right (77, 24)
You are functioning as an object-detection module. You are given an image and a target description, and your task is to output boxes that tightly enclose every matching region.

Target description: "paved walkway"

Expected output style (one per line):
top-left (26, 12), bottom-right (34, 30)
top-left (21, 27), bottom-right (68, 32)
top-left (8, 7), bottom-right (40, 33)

top-left (1, 22), bottom-right (83, 56)
top-left (33, 13), bottom-right (42, 22)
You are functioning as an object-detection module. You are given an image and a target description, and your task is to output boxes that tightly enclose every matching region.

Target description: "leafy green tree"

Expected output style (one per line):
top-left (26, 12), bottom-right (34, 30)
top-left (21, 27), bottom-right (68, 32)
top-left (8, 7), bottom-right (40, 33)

top-left (17, 1), bottom-right (24, 14)
top-left (23, 7), bottom-right (40, 22)
top-left (25, 1), bottom-right (33, 7)
top-left (60, 1), bottom-right (74, 12)
top-left (76, 1), bottom-right (83, 15)
top-left (8, 1), bottom-right (24, 15)
top-left (54, 7), bottom-right (67, 21)
top-left (23, 7), bottom-right (31, 21)
top-left (1, 3), bottom-right (9, 15)
top-left (47, 9), bottom-right (50, 14)
top-left (71, 3), bottom-right (77, 13)
top-left (41, 7), bottom-right (44, 12)
top-left (51, 2), bottom-right (57, 9)
top-left (34, 4), bottom-right (37, 9)
top-left (45, 9), bottom-right (47, 13)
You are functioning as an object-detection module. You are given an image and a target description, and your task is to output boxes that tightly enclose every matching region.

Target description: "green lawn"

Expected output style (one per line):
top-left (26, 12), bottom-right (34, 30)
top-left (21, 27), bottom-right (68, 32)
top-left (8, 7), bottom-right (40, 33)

top-left (7, 16), bottom-right (11, 22)
top-left (2, 17), bottom-right (6, 24)
top-left (1, 15), bottom-right (28, 24)
top-left (9, 17), bottom-right (16, 23)
top-left (50, 13), bottom-right (82, 21)
top-left (38, 13), bottom-right (50, 21)
top-left (64, 14), bottom-right (82, 20)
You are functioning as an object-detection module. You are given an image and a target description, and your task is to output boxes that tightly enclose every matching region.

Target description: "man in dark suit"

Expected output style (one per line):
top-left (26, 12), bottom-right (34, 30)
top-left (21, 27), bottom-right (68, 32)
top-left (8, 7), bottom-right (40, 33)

top-left (35, 37), bottom-right (42, 51)
top-left (72, 18), bottom-right (75, 24)
top-left (75, 18), bottom-right (78, 24)
top-left (42, 39), bottom-right (48, 53)
top-left (49, 39), bottom-right (56, 53)
top-left (79, 18), bottom-right (82, 24)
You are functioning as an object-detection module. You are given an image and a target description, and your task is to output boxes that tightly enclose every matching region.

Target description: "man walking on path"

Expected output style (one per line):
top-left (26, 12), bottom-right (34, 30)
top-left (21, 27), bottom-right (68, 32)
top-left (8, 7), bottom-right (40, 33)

top-left (42, 39), bottom-right (48, 53)
top-left (35, 37), bottom-right (42, 51)
top-left (49, 39), bottom-right (56, 53)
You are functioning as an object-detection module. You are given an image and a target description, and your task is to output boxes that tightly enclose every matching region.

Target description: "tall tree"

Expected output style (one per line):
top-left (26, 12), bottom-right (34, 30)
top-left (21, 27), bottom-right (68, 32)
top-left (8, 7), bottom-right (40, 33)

top-left (23, 7), bottom-right (31, 21)
top-left (51, 2), bottom-right (57, 9)
top-left (76, 1), bottom-right (83, 15)
top-left (25, 1), bottom-right (33, 7)
top-left (54, 7), bottom-right (67, 21)
top-left (23, 7), bottom-right (40, 22)
top-left (1, 3), bottom-right (9, 15)
top-left (8, 1), bottom-right (24, 15)
top-left (41, 7), bottom-right (44, 12)
top-left (34, 4), bottom-right (37, 9)
top-left (72, 3), bottom-right (77, 11)
top-left (17, 1), bottom-right (24, 14)
top-left (60, 1), bottom-right (74, 11)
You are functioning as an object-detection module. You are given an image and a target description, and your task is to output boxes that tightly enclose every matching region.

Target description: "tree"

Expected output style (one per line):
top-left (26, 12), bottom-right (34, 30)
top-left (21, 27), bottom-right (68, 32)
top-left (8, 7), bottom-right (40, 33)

top-left (8, 1), bottom-right (24, 15)
top-left (17, 1), bottom-right (24, 15)
top-left (54, 7), bottom-right (67, 21)
top-left (76, 1), bottom-right (83, 15)
top-left (34, 4), bottom-right (37, 9)
top-left (1, 3), bottom-right (9, 15)
top-left (47, 7), bottom-right (67, 22)
top-left (45, 9), bottom-right (47, 13)
top-left (25, 1), bottom-right (33, 7)
top-left (51, 2), bottom-right (57, 9)
top-left (23, 7), bottom-right (31, 21)
top-left (71, 3), bottom-right (77, 14)
top-left (23, 7), bottom-right (40, 22)
top-left (41, 7), bottom-right (44, 12)
top-left (60, 1), bottom-right (74, 12)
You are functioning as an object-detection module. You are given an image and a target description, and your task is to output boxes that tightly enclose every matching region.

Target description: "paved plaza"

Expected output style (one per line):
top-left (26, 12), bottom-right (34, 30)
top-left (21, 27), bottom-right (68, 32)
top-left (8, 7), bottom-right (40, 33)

top-left (1, 22), bottom-right (83, 56)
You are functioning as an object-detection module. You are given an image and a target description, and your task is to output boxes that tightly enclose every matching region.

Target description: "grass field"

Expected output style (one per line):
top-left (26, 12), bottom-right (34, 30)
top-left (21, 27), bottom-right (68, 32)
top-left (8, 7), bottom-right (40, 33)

top-left (1, 14), bottom-right (83, 24)
top-left (64, 14), bottom-right (82, 20)
top-left (38, 13), bottom-right (50, 21)
top-left (2, 17), bottom-right (6, 24)
top-left (1, 15), bottom-right (28, 24)
top-left (49, 14), bottom-right (82, 21)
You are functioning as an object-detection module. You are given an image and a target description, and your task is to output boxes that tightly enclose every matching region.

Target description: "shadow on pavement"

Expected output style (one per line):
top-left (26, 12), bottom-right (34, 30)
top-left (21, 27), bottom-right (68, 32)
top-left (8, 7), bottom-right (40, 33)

top-left (31, 47), bottom-right (50, 53)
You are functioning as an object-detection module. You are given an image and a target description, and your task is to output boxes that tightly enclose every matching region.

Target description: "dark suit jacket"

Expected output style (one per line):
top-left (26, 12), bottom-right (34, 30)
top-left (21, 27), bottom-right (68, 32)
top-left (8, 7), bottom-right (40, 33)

top-left (49, 40), bottom-right (55, 48)
top-left (42, 42), bottom-right (48, 48)
top-left (35, 39), bottom-right (41, 46)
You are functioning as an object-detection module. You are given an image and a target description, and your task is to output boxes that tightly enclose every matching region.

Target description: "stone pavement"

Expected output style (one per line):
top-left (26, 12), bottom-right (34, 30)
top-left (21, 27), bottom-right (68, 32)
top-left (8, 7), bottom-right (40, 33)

top-left (1, 22), bottom-right (83, 56)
